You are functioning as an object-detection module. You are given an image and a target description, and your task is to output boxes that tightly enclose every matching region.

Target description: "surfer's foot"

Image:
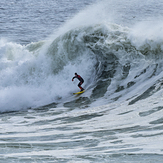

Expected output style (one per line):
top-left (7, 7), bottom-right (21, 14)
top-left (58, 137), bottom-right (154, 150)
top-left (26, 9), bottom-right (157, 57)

top-left (81, 88), bottom-right (84, 91)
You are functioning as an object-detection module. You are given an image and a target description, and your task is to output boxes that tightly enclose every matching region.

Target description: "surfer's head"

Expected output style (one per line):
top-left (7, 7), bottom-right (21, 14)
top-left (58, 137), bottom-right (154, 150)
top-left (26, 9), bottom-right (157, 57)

top-left (75, 73), bottom-right (77, 76)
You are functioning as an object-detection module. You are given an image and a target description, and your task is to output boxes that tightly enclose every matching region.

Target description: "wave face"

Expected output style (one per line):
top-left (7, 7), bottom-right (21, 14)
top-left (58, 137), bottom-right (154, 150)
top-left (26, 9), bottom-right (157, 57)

top-left (1, 21), bottom-right (163, 112)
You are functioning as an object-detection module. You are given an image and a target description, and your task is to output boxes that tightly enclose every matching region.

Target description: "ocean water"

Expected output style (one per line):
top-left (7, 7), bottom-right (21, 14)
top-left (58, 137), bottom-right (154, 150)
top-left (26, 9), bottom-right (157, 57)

top-left (1, 0), bottom-right (163, 162)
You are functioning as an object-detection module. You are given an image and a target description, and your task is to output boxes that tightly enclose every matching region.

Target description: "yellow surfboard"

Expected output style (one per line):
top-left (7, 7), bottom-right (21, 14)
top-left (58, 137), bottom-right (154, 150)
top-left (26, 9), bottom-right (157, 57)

top-left (73, 90), bottom-right (85, 95)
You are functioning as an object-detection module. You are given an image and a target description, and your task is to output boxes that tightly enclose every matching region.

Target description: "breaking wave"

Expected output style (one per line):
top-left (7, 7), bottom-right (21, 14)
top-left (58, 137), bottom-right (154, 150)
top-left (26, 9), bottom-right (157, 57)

top-left (1, 22), bottom-right (163, 112)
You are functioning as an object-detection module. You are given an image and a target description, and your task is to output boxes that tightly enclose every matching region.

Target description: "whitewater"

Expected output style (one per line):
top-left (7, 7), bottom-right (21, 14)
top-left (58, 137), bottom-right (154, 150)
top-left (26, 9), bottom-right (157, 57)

top-left (1, 0), bottom-right (163, 162)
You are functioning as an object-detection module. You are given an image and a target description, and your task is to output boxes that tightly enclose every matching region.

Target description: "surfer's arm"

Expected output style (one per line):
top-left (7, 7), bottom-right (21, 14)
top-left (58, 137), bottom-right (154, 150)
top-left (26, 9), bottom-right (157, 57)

top-left (72, 76), bottom-right (76, 81)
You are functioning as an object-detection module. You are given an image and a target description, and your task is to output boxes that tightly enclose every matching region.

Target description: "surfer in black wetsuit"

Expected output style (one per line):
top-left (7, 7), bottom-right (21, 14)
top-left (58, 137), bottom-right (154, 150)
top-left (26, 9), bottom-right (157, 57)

top-left (72, 73), bottom-right (85, 91)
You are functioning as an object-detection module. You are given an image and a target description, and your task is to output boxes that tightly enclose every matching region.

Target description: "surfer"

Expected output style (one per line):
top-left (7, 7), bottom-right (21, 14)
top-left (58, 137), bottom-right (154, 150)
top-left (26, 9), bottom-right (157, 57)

top-left (72, 73), bottom-right (85, 91)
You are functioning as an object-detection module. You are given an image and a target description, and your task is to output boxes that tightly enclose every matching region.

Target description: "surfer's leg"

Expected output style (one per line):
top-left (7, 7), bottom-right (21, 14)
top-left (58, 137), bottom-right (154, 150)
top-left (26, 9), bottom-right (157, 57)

top-left (78, 82), bottom-right (84, 91)
top-left (78, 82), bottom-right (82, 89)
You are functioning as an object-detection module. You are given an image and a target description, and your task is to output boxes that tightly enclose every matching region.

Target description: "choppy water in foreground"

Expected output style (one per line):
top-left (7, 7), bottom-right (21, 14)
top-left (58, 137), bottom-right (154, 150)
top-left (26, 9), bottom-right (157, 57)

top-left (1, 0), bottom-right (163, 162)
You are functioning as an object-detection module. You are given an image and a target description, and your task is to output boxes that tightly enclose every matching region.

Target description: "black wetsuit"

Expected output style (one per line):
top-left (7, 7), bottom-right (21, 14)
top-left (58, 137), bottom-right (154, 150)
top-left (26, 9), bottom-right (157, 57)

top-left (72, 75), bottom-right (84, 90)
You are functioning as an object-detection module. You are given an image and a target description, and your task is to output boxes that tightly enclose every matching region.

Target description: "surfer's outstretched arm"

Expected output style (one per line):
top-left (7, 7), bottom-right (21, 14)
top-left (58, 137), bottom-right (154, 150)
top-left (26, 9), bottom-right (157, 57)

top-left (72, 76), bottom-right (77, 81)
